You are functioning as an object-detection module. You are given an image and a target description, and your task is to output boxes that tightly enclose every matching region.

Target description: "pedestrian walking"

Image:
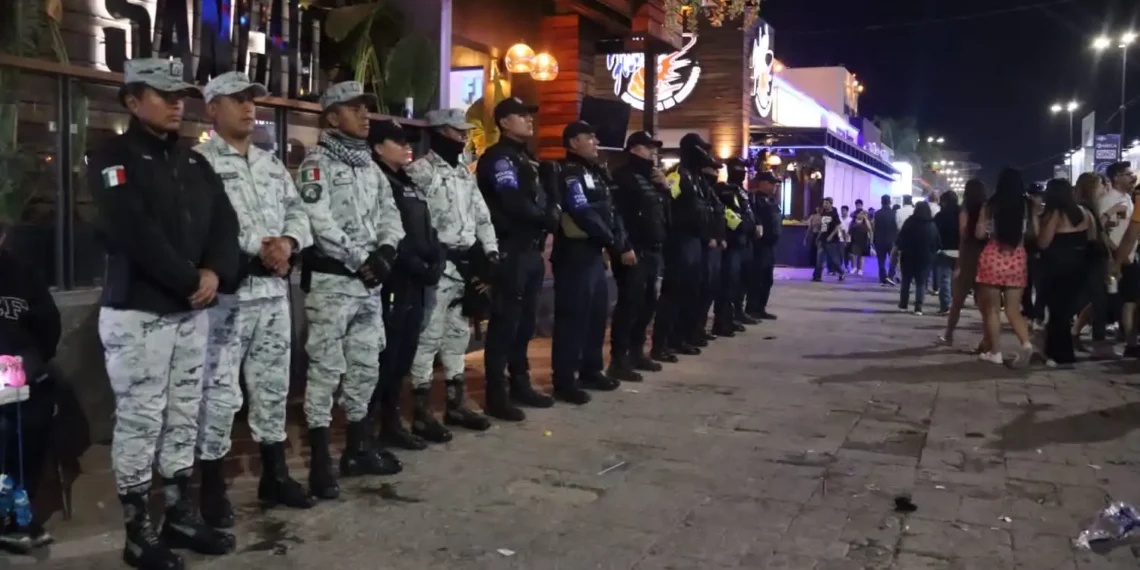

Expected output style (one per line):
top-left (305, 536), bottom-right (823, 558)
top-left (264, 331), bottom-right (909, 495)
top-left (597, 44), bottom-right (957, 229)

top-left (940, 180), bottom-right (987, 347)
top-left (608, 131), bottom-right (669, 379)
top-left (474, 98), bottom-right (557, 411)
top-left (405, 109), bottom-right (501, 438)
top-left (896, 202), bottom-right (941, 315)
top-left (975, 168), bottom-right (1033, 367)
top-left (812, 198), bottom-right (846, 282)
top-left (298, 81), bottom-right (406, 500)
top-left (88, 58), bottom-right (240, 569)
top-left (932, 191), bottom-right (960, 315)
top-left (194, 72), bottom-right (316, 528)
top-left (1034, 179), bottom-right (1095, 367)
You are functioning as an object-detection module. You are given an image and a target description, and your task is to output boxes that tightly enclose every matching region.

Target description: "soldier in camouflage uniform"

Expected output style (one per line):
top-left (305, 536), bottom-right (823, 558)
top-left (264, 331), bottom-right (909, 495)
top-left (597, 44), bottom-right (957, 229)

top-left (405, 109), bottom-right (500, 443)
top-left (298, 81), bottom-right (406, 499)
top-left (194, 72), bottom-right (316, 528)
top-left (89, 58), bottom-right (239, 570)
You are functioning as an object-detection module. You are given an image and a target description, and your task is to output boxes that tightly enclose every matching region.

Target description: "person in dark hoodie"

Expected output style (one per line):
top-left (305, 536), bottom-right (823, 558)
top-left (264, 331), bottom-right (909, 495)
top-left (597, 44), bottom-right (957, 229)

top-left (896, 201), bottom-right (941, 315)
top-left (368, 119), bottom-right (442, 451)
top-left (0, 219), bottom-right (59, 552)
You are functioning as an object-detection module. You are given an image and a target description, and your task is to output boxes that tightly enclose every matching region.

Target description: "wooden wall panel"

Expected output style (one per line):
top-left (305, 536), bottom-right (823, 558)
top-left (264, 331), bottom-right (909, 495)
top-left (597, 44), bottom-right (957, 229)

top-left (591, 18), bottom-right (751, 158)
top-left (536, 14), bottom-right (597, 160)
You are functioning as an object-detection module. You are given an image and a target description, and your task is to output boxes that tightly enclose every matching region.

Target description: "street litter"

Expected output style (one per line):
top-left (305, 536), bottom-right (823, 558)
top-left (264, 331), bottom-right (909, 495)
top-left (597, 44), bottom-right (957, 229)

top-left (934, 485), bottom-right (946, 490)
top-left (894, 496), bottom-right (917, 513)
top-left (543, 430), bottom-right (552, 437)
top-left (1088, 464), bottom-right (1102, 470)
top-left (1075, 502), bottom-right (1140, 550)
top-left (999, 516), bottom-right (1011, 523)
top-left (497, 548), bottom-right (515, 557)
top-left (598, 461), bottom-right (627, 476)
top-left (622, 389), bottom-right (640, 394)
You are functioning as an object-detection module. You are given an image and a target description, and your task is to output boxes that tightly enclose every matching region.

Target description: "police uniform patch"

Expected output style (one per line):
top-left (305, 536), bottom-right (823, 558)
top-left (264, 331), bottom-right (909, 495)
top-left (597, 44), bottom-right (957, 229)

top-left (493, 158), bottom-right (519, 190)
top-left (301, 167), bottom-right (320, 183)
top-left (333, 171), bottom-right (353, 186)
top-left (218, 171), bottom-right (239, 181)
top-left (566, 178), bottom-right (589, 211)
top-left (300, 183), bottom-right (322, 204)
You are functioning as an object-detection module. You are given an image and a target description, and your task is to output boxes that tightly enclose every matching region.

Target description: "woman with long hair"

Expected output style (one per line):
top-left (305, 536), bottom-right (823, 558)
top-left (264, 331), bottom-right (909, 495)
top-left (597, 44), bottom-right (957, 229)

top-left (940, 180), bottom-right (987, 347)
top-left (1034, 178), bottom-right (1095, 366)
top-left (974, 168), bottom-right (1033, 366)
top-left (1072, 172), bottom-right (1112, 352)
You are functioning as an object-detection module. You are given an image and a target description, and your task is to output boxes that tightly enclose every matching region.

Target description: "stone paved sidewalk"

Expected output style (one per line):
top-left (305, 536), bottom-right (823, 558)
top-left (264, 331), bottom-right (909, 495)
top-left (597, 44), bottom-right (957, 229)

top-left (16, 269), bottom-right (1140, 569)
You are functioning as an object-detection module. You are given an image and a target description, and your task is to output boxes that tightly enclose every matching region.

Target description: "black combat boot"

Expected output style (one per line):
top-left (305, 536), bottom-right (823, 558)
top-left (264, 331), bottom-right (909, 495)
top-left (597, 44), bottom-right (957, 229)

top-left (257, 442), bottom-right (316, 510)
top-left (485, 376), bottom-right (526, 422)
top-left (159, 475), bottom-right (236, 555)
top-left (687, 335), bottom-right (709, 348)
top-left (605, 355), bottom-right (644, 382)
top-left (442, 376), bottom-right (491, 431)
top-left (340, 420), bottom-right (402, 476)
top-left (197, 459), bottom-right (234, 529)
top-left (508, 373), bottom-right (555, 408)
top-left (411, 387), bottom-right (453, 443)
top-left (120, 490), bottom-right (183, 570)
top-left (630, 349), bottom-right (663, 372)
top-left (736, 313), bottom-right (759, 325)
top-left (306, 427), bottom-right (340, 500)
top-left (581, 370), bottom-right (620, 391)
top-left (670, 343), bottom-right (701, 356)
top-left (379, 397), bottom-right (428, 450)
top-left (711, 323), bottom-right (737, 338)
top-left (552, 381), bottom-right (592, 405)
top-left (649, 346), bottom-right (679, 363)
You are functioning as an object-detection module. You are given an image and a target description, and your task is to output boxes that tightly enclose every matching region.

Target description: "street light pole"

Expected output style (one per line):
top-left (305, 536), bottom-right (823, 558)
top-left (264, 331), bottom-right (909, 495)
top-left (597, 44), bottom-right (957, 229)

top-left (1123, 46), bottom-right (1130, 141)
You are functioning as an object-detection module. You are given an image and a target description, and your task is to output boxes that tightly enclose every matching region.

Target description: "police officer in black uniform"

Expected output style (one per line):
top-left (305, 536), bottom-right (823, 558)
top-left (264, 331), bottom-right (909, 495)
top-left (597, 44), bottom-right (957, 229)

top-left (746, 171), bottom-right (782, 320)
top-left (607, 131), bottom-right (669, 381)
top-left (696, 159), bottom-right (727, 343)
top-left (475, 98), bottom-right (557, 412)
top-left (88, 57), bottom-right (240, 570)
top-left (368, 119), bottom-right (442, 451)
top-left (653, 133), bottom-right (714, 360)
top-left (712, 158), bottom-right (756, 336)
top-left (551, 121), bottom-right (635, 404)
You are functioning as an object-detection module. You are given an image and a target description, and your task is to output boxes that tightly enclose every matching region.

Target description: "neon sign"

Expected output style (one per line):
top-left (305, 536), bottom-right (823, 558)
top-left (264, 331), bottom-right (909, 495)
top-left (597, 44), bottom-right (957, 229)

top-left (750, 24), bottom-right (775, 118)
top-left (605, 34), bottom-right (701, 112)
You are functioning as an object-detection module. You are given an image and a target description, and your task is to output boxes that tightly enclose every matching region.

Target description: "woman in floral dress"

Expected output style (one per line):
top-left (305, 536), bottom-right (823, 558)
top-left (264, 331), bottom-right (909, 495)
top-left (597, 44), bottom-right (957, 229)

top-left (974, 168), bottom-right (1034, 367)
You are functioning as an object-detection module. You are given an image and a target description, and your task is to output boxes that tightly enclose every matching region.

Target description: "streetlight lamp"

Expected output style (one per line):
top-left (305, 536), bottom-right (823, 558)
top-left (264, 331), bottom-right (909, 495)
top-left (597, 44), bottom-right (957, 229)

top-left (1050, 100), bottom-right (1080, 148)
top-left (1094, 31), bottom-right (1136, 141)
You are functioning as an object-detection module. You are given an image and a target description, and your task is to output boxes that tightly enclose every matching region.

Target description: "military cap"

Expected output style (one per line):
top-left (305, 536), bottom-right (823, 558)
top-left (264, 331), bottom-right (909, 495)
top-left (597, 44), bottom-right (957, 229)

top-left (122, 57), bottom-right (198, 95)
top-left (203, 71), bottom-right (268, 104)
top-left (319, 81), bottom-right (378, 111)
top-left (425, 108), bottom-right (475, 130)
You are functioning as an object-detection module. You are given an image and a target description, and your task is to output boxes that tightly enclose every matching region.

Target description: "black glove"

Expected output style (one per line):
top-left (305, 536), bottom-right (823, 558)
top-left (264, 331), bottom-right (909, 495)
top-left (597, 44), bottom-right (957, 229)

top-left (362, 244), bottom-right (397, 287)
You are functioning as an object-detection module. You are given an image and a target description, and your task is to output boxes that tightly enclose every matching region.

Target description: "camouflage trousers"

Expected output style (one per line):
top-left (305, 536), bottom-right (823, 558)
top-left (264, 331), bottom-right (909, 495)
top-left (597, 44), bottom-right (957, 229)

top-left (410, 263), bottom-right (470, 389)
top-left (304, 291), bottom-right (385, 428)
top-left (197, 294), bottom-right (293, 461)
top-left (99, 308), bottom-right (208, 494)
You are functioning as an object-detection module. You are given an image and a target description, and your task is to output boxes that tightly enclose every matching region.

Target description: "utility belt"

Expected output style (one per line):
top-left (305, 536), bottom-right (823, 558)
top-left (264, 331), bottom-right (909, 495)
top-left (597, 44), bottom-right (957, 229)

top-left (237, 252), bottom-right (281, 281)
top-left (299, 249), bottom-right (355, 292)
top-left (445, 245), bottom-right (474, 281)
top-left (500, 234), bottom-right (546, 252)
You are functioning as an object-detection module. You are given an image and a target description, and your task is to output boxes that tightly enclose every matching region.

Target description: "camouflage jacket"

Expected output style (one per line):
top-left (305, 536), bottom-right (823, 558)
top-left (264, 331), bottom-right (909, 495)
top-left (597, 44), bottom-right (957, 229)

top-left (296, 143), bottom-right (405, 296)
top-left (194, 134), bottom-right (313, 301)
top-left (406, 152), bottom-right (497, 254)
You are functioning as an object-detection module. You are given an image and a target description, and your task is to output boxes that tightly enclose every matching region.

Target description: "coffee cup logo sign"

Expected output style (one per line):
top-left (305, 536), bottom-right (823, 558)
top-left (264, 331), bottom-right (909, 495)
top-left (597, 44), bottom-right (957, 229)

top-left (605, 34), bottom-right (701, 112)
top-left (750, 24), bottom-right (775, 118)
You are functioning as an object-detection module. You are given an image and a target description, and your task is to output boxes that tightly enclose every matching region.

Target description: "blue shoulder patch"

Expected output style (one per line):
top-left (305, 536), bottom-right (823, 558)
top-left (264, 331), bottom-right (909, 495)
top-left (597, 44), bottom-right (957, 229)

top-left (493, 158), bottom-right (518, 190)
top-left (566, 178), bottom-right (589, 211)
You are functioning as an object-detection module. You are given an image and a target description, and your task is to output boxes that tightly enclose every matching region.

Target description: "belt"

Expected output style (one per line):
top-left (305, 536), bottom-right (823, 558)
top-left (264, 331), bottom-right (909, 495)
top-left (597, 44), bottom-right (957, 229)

top-left (301, 250), bottom-right (355, 277)
top-left (238, 253), bottom-right (278, 279)
top-left (501, 235), bottom-right (545, 251)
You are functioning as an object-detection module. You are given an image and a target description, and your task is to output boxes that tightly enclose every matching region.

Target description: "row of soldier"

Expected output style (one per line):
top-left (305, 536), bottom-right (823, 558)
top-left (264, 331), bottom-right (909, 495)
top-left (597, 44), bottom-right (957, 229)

top-left (87, 59), bottom-right (782, 570)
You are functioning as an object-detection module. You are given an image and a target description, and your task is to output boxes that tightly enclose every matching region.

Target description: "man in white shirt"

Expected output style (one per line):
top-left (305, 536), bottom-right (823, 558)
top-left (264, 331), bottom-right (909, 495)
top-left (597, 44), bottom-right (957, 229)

top-left (895, 195), bottom-right (915, 229)
top-left (925, 191), bottom-right (941, 218)
top-left (1103, 161), bottom-right (1139, 355)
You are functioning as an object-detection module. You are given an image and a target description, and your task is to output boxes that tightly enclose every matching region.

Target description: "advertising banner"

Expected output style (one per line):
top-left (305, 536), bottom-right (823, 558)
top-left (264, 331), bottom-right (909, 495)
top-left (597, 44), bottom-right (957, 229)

top-left (1093, 134), bottom-right (1121, 176)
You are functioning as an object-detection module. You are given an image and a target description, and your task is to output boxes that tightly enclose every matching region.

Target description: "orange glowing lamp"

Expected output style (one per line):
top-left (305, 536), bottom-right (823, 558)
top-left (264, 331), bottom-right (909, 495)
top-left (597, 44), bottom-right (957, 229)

top-left (530, 53), bottom-right (559, 81)
top-left (505, 43), bottom-right (536, 74)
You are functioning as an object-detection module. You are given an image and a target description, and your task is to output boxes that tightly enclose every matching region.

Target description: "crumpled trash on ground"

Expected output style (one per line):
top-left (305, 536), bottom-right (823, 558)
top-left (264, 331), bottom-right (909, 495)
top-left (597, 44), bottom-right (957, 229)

top-left (1075, 502), bottom-right (1140, 549)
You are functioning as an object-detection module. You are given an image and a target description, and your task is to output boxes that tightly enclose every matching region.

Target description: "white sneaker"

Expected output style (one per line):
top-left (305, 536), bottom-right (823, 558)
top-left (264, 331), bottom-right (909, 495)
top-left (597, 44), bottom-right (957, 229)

top-left (1011, 344), bottom-right (1034, 369)
top-left (978, 352), bottom-right (1003, 364)
top-left (914, 310), bottom-right (924, 316)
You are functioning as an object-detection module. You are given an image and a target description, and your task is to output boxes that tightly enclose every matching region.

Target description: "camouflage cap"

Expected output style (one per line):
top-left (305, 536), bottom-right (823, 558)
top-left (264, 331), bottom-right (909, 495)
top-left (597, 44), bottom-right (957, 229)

top-left (203, 71), bottom-right (268, 103)
top-left (319, 81), bottom-right (378, 111)
top-left (123, 57), bottom-right (198, 95)
top-left (425, 108), bottom-right (474, 131)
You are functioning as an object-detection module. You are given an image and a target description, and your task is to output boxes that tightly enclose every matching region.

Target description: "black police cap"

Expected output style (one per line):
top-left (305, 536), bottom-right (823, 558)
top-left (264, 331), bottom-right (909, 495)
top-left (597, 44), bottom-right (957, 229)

top-left (725, 157), bottom-right (749, 172)
top-left (494, 97), bottom-right (539, 123)
top-left (562, 120), bottom-right (596, 147)
top-left (368, 119), bottom-right (409, 146)
top-left (625, 130), bottom-right (663, 150)
top-left (680, 132), bottom-right (712, 150)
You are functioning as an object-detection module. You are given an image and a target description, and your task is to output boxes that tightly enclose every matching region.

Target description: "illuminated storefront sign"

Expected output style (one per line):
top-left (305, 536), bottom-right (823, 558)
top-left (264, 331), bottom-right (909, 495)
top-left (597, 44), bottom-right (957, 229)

top-left (94, 0), bottom-right (319, 98)
top-left (772, 76), bottom-right (859, 141)
top-left (750, 24), bottom-right (775, 118)
top-left (605, 34), bottom-right (701, 112)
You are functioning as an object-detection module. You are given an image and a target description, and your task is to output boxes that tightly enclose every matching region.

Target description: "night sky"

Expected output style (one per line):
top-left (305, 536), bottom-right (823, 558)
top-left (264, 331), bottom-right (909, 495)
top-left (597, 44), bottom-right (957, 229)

top-left (759, 0), bottom-right (1140, 182)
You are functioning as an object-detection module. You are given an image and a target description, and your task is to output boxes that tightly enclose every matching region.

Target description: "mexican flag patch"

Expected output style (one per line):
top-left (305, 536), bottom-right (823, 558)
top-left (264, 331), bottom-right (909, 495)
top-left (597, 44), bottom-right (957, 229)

top-left (101, 165), bottom-right (126, 188)
top-left (301, 167), bottom-right (320, 183)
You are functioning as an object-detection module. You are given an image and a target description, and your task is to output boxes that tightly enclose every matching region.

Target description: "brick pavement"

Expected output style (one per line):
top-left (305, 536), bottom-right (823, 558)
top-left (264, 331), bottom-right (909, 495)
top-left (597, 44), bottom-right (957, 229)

top-left (14, 269), bottom-right (1140, 569)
